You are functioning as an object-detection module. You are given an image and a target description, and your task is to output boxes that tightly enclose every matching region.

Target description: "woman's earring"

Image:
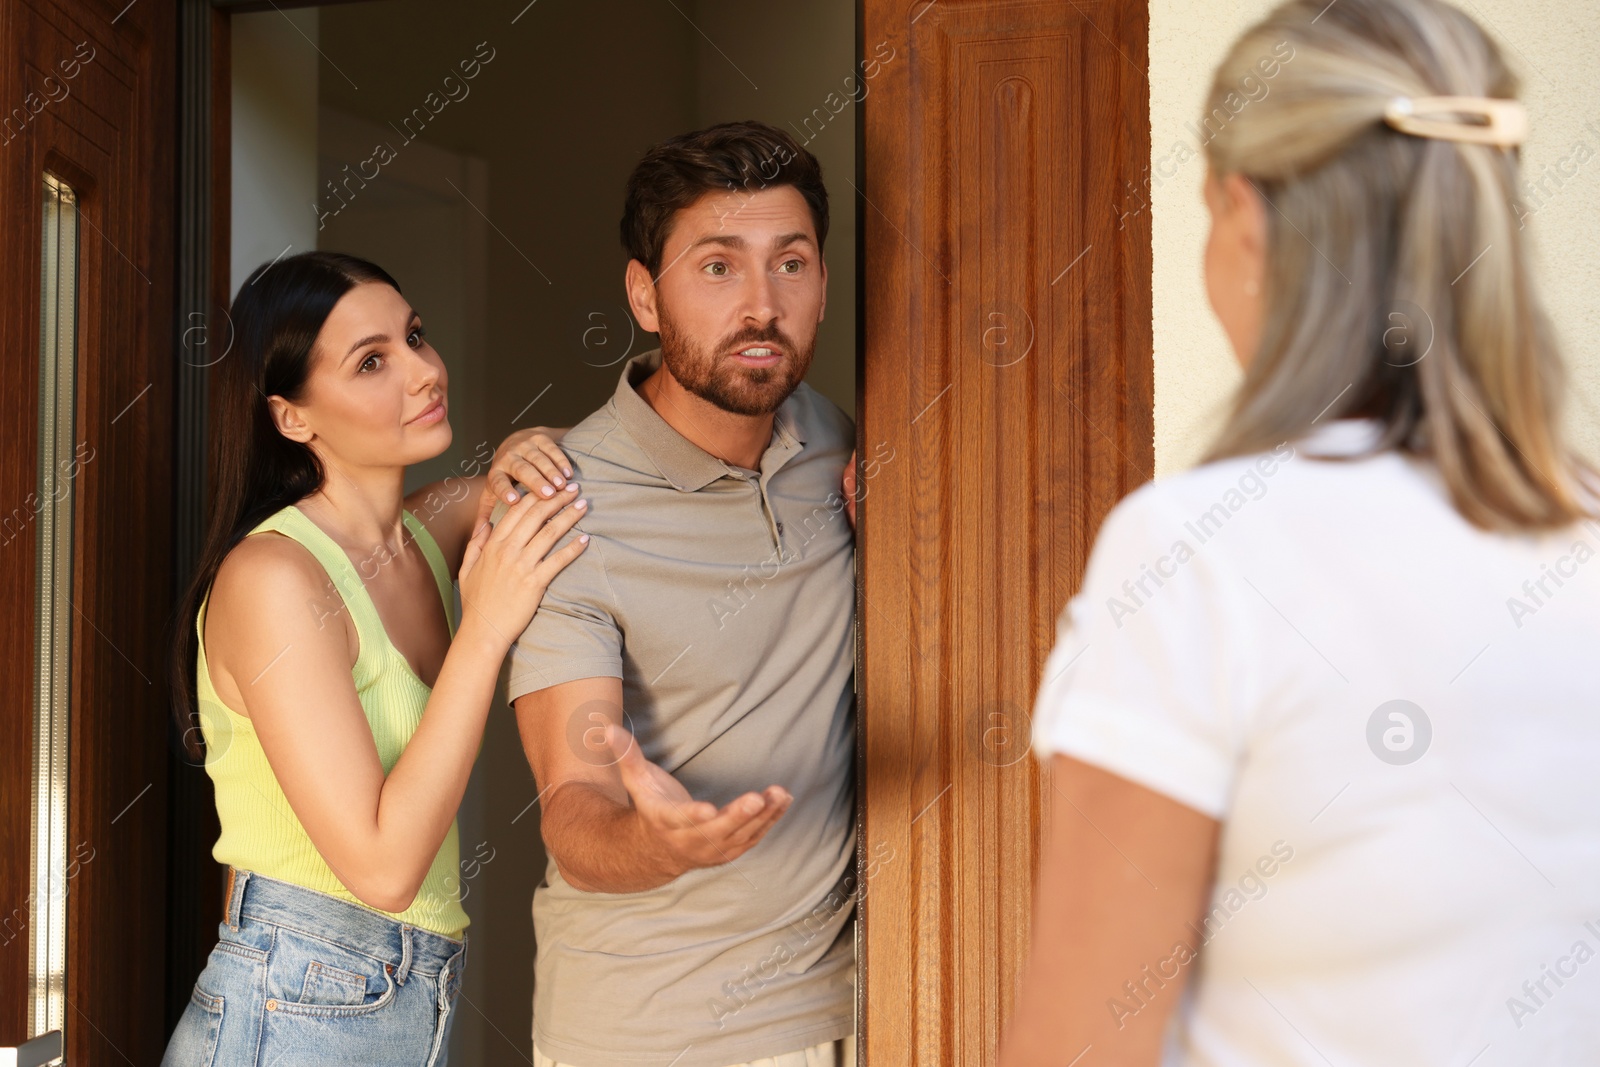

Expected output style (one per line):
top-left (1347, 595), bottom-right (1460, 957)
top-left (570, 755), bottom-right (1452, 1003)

top-left (1243, 278), bottom-right (1261, 298)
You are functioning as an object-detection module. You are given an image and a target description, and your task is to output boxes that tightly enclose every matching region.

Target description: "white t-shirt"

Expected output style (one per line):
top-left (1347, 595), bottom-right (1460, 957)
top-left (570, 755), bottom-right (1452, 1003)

top-left (1032, 417), bottom-right (1600, 1066)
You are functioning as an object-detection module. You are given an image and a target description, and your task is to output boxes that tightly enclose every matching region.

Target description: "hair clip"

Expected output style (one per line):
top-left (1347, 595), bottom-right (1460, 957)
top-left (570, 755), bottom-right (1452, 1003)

top-left (1383, 95), bottom-right (1528, 147)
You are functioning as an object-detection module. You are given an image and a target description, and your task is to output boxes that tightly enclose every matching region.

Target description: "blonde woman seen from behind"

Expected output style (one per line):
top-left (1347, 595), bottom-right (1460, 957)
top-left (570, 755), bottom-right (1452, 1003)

top-left (1003, 1), bottom-right (1600, 1064)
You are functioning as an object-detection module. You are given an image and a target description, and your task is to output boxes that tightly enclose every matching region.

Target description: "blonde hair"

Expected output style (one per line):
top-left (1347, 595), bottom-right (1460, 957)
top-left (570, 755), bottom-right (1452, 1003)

top-left (1201, 0), bottom-right (1599, 531)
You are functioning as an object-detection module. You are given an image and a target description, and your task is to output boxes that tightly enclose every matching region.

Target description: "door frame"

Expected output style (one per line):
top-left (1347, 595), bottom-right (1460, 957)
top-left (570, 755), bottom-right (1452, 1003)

top-left (163, 0), bottom-right (234, 1037)
top-left (162, 5), bottom-right (1157, 1065)
top-left (0, 0), bottom-right (180, 1059)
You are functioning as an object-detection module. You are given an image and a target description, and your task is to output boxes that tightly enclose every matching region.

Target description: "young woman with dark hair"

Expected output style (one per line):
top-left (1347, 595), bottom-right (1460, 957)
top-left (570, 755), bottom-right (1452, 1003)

top-left (162, 251), bottom-right (587, 1066)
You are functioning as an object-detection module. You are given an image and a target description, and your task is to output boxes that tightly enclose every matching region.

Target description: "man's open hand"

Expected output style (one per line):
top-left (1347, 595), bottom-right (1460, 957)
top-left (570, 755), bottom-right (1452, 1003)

top-left (607, 724), bottom-right (792, 879)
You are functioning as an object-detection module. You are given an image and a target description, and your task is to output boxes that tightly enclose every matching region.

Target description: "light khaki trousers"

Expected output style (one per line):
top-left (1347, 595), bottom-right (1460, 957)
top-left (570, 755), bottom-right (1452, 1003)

top-left (533, 1036), bottom-right (857, 1067)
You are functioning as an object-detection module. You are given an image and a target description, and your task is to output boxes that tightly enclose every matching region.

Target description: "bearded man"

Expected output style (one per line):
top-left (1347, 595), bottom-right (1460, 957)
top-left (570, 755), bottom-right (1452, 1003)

top-left (503, 120), bottom-right (858, 1067)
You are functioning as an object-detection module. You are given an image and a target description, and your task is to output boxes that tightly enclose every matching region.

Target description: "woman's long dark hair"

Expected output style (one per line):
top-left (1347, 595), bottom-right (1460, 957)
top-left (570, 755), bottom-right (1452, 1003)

top-left (169, 251), bottom-right (401, 758)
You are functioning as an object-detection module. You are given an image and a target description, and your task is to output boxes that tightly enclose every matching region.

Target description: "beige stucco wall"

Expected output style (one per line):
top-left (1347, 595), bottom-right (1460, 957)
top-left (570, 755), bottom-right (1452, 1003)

top-left (1151, 0), bottom-right (1600, 476)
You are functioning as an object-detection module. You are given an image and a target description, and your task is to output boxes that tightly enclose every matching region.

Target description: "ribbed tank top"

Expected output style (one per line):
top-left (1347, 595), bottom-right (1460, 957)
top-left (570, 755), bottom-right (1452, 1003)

top-left (195, 503), bottom-right (470, 938)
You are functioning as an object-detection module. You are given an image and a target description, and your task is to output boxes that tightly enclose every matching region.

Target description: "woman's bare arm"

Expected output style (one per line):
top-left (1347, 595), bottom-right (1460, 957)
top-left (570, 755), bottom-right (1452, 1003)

top-left (999, 755), bottom-right (1221, 1067)
top-left (205, 488), bottom-right (587, 913)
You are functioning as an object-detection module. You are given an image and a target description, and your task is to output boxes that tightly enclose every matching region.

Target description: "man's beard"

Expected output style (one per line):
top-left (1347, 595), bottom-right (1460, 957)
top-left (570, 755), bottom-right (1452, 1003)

top-left (656, 304), bottom-right (815, 417)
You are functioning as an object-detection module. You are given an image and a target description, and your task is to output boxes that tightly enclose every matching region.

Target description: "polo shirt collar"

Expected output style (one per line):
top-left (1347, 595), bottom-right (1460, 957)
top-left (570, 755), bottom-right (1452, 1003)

top-left (611, 348), bottom-right (807, 493)
top-left (1293, 416), bottom-right (1385, 457)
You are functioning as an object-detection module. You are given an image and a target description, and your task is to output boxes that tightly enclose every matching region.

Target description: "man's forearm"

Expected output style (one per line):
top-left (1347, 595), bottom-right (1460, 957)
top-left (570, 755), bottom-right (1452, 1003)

top-left (540, 780), bottom-right (683, 893)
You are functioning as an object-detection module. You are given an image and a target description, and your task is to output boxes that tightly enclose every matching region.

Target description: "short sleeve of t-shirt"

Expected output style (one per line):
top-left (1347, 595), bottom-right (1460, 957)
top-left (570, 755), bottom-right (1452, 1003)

top-left (502, 511), bottom-right (623, 704)
top-left (1030, 483), bottom-right (1251, 819)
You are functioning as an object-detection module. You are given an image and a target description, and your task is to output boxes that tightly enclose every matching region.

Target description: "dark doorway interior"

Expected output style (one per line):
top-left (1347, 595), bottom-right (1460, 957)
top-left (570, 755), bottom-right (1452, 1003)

top-left (196, 2), bottom-right (859, 1061)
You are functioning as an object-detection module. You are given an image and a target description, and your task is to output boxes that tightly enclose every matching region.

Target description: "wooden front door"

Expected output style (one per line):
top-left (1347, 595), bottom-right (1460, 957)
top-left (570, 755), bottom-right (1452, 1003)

top-left (857, 1), bottom-right (1152, 1063)
top-left (0, 0), bottom-right (177, 1061)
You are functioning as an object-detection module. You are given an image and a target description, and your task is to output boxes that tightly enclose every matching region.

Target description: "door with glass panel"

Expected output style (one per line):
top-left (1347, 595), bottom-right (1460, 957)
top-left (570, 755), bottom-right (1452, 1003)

top-left (0, 0), bottom-right (176, 1062)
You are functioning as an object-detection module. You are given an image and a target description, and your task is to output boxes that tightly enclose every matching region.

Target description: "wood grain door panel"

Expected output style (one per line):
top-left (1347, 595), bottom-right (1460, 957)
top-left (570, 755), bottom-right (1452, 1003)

top-left (0, 0), bottom-right (175, 1060)
top-left (857, 1), bottom-right (1151, 1063)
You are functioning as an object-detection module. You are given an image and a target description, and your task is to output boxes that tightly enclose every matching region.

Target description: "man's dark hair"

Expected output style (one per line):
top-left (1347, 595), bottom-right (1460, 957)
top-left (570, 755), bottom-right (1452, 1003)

top-left (621, 120), bottom-right (829, 276)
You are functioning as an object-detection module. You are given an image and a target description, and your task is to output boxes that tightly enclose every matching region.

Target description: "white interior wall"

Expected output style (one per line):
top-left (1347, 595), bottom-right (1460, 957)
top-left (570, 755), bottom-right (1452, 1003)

top-left (230, 9), bottom-right (319, 296)
top-left (689, 0), bottom-right (859, 412)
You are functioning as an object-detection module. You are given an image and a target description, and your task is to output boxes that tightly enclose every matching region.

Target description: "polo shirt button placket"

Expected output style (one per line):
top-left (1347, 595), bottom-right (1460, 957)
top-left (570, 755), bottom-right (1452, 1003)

top-left (757, 489), bottom-right (785, 559)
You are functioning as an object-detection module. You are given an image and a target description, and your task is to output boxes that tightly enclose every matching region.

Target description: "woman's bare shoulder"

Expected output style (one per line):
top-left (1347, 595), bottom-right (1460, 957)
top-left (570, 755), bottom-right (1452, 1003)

top-left (212, 530), bottom-right (332, 607)
top-left (205, 532), bottom-right (354, 699)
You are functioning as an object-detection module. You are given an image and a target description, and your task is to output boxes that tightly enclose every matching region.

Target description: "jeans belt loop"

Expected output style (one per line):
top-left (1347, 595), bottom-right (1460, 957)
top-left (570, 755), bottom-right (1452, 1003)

top-left (223, 867), bottom-right (249, 931)
top-left (395, 924), bottom-right (415, 985)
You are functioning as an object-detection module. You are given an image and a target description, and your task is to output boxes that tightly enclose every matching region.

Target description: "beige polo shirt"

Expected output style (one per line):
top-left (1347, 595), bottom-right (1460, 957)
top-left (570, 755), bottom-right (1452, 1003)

top-left (501, 349), bottom-right (857, 1067)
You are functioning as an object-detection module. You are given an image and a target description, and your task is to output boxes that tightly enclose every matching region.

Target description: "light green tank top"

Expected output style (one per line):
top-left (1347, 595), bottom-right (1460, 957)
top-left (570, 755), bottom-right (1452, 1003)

top-left (195, 503), bottom-right (470, 938)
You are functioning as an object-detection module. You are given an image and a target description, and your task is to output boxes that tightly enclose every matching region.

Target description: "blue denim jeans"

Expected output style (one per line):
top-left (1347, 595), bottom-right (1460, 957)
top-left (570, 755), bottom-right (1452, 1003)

top-left (162, 868), bottom-right (467, 1066)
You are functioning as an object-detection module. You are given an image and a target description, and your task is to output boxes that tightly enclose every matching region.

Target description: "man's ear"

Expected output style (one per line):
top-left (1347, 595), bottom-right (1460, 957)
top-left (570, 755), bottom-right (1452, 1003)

top-left (267, 395), bottom-right (315, 444)
top-left (625, 259), bottom-right (660, 334)
top-left (817, 256), bottom-right (827, 324)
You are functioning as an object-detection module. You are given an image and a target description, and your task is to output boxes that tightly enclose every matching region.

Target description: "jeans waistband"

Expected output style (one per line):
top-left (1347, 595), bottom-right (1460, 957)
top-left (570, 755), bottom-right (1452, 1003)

top-left (224, 866), bottom-right (464, 982)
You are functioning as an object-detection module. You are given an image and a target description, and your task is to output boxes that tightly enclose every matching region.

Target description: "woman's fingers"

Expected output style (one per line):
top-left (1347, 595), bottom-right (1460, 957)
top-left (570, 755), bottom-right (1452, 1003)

top-left (458, 518), bottom-right (492, 581)
top-left (535, 525), bottom-right (590, 582)
top-left (538, 437), bottom-right (574, 480)
top-left (485, 466), bottom-right (521, 508)
top-left (512, 451), bottom-right (566, 499)
top-left (483, 482), bottom-right (542, 543)
top-left (494, 482), bottom-right (580, 547)
top-left (509, 490), bottom-right (585, 555)
top-left (525, 494), bottom-right (589, 559)
top-left (485, 431), bottom-right (570, 508)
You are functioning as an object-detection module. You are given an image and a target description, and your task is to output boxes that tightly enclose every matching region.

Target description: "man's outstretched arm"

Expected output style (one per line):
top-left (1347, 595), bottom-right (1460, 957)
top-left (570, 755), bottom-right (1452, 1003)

top-left (514, 676), bottom-right (793, 894)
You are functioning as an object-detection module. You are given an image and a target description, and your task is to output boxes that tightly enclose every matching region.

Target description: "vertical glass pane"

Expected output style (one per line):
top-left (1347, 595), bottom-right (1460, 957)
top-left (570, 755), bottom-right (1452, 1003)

top-left (32, 172), bottom-right (78, 1043)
